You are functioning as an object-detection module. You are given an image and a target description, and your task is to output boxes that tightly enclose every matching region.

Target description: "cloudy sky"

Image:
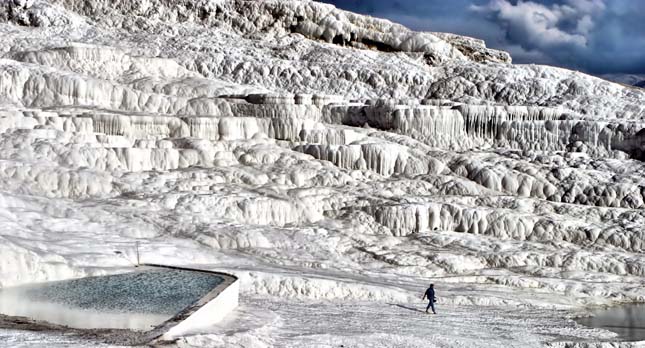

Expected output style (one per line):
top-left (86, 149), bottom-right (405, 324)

top-left (319, 0), bottom-right (645, 77)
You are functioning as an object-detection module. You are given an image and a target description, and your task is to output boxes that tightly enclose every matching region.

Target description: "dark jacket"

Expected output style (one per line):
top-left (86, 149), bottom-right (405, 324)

top-left (424, 288), bottom-right (435, 302)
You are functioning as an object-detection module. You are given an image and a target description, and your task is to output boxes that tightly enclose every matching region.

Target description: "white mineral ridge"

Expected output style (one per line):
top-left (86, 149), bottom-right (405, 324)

top-left (0, 0), bottom-right (645, 347)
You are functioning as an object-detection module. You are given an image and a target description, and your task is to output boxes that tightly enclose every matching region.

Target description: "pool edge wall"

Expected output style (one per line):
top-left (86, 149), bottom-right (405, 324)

top-left (141, 264), bottom-right (239, 343)
top-left (162, 277), bottom-right (239, 340)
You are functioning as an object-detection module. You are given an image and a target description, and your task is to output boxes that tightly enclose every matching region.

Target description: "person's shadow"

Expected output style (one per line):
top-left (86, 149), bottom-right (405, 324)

top-left (389, 303), bottom-right (425, 313)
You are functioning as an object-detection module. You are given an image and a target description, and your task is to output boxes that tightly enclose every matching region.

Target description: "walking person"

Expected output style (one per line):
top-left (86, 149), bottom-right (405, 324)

top-left (422, 283), bottom-right (437, 314)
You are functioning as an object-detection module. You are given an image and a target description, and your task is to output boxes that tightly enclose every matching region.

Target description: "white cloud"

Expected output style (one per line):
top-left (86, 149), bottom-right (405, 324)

top-left (565, 0), bottom-right (605, 14)
top-left (471, 0), bottom-right (606, 50)
top-left (576, 15), bottom-right (594, 35)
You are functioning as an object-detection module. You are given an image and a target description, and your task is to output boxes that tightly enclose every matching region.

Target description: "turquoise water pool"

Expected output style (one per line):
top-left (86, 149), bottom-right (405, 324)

top-left (576, 304), bottom-right (645, 342)
top-left (0, 268), bottom-right (224, 330)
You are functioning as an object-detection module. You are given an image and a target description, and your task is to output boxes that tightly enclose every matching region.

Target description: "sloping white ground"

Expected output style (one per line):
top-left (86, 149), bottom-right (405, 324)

top-left (0, 300), bottom-right (616, 348)
top-left (1, 0), bottom-right (645, 347)
top-left (175, 298), bottom-right (615, 348)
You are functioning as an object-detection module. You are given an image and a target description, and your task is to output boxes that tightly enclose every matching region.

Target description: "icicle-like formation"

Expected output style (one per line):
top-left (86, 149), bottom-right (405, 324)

top-left (459, 104), bottom-right (563, 139)
top-left (294, 142), bottom-right (429, 177)
top-left (392, 107), bottom-right (463, 136)
top-left (89, 114), bottom-right (322, 142)
top-left (363, 201), bottom-right (645, 253)
top-left (452, 104), bottom-right (645, 155)
top-left (322, 103), bottom-right (466, 147)
top-left (298, 127), bottom-right (368, 145)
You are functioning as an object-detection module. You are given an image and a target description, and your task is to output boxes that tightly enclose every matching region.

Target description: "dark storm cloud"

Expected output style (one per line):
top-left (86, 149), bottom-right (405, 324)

top-left (319, 0), bottom-right (645, 75)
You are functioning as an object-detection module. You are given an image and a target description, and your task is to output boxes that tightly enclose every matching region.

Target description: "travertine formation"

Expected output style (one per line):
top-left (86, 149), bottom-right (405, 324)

top-left (1, 0), bottom-right (645, 346)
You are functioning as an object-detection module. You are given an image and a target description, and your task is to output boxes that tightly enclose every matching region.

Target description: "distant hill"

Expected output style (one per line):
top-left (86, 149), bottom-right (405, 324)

top-left (601, 73), bottom-right (645, 88)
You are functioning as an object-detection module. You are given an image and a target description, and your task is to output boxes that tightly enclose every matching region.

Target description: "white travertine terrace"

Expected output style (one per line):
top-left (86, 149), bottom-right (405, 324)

top-left (1, 0), bottom-right (645, 346)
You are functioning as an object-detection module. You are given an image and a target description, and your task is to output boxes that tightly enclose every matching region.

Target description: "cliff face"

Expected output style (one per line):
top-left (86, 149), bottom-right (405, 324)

top-left (1, 0), bottom-right (645, 346)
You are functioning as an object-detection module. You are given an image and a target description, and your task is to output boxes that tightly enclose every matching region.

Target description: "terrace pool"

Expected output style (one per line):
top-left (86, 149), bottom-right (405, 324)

top-left (0, 268), bottom-right (225, 331)
top-left (576, 304), bottom-right (645, 342)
